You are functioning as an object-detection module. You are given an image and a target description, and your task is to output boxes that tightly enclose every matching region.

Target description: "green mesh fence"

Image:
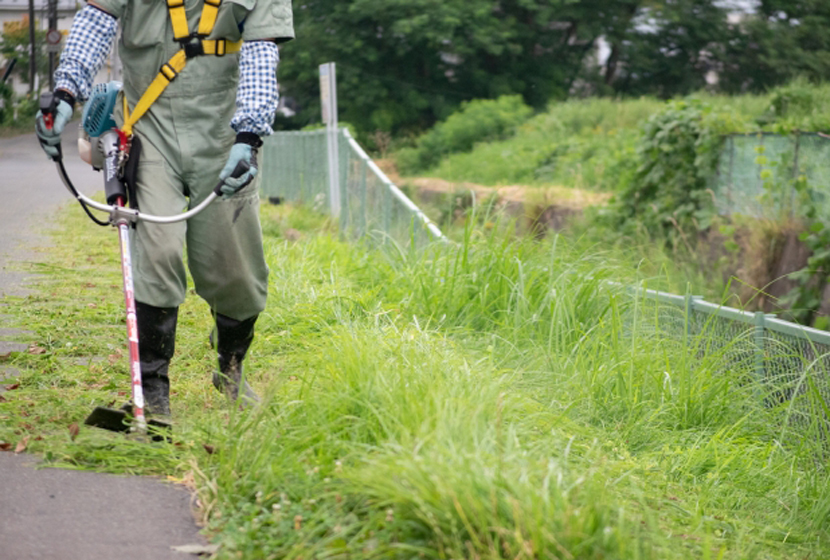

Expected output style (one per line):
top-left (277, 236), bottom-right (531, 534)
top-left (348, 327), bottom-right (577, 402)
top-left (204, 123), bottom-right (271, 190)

top-left (712, 133), bottom-right (830, 220)
top-left (259, 128), bottom-right (444, 247)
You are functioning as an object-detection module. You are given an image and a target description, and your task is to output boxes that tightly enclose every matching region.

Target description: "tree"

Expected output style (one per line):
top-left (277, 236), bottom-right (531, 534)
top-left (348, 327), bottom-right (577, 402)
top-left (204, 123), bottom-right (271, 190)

top-left (1, 18), bottom-right (49, 91)
top-left (720, 0), bottom-right (830, 93)
top-left (278, 0), bottom-right (649, 135)
top-left (600, 0), bottom-right (734, 98)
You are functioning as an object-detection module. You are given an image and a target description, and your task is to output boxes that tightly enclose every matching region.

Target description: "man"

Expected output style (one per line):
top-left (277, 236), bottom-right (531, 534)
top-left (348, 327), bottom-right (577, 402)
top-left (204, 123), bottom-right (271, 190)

top-left (35, 0), bottom-right (294, 414)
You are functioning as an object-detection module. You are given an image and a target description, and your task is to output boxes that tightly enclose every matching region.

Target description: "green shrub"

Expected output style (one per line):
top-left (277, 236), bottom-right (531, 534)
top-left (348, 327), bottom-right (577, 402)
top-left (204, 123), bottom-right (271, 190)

top-left (396, 92), bottom-right (777, 189)
top-left (396, 95), bottom-right (533, 174)
top-left (0, 83), bottom-right (12, 125)
top-left (601, 99), bottom-right (723, 245)
top-left (14, 95), bottom-right (39, 122)
top-left (763, 80), bottom-right (830, 132)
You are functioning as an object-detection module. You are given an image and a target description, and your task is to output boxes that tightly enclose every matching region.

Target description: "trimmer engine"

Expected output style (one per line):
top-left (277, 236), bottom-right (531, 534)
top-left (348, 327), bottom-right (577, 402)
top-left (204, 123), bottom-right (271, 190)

top-left (78, 81), bottom-right (129, 206)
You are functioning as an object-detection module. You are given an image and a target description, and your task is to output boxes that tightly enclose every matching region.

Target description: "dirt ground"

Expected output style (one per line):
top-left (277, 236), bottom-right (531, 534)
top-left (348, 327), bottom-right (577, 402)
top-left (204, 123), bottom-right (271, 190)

top-left (375, 159), bottom-right (611, 234)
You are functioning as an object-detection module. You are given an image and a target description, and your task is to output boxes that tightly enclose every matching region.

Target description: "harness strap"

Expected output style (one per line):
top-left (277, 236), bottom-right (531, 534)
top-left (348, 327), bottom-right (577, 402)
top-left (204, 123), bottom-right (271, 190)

top-left (197, 0), bottom-right (222, 36)
top-left (166, 0), bottom-right (190, 41)
top-left (203, 38), bottom-right (237, 56)
top-left (121, 51), bottom-right (186, 137)
top-left (121, 0), bottom-right (241, 137)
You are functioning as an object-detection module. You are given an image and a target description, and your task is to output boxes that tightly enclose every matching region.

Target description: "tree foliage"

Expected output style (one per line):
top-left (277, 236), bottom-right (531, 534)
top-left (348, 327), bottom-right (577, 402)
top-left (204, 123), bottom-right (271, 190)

top-left (721, 0), bottom-right (830, 93)
top-left (602, 0), bottom-right (733, 98)
top-left (1, 19), bottom-right (49, 89)
top-left (279, 0), bottom-right (652, 134)
top-left (277, 0), bottom-right (829, 135)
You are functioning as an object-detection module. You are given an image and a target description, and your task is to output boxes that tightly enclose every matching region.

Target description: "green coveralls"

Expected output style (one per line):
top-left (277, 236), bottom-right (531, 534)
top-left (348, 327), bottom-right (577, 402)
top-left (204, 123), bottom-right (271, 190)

top-left (94, 0), bottom-right (294, 321)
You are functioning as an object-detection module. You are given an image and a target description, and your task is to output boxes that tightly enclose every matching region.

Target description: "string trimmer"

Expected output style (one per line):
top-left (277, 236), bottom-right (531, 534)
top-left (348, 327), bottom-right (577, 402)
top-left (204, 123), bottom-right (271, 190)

top-left (40, 82), bottom-right (249, 440)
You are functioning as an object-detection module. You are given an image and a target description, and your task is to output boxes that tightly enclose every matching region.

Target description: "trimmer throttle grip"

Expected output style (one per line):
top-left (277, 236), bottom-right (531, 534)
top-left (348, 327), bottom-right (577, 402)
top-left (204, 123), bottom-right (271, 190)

top-left (213, 159), bottom-right (251, 196)
top-left (39, 92), bottom-right (56, 130)
top-left (37, 92), bottom-right (62, 161)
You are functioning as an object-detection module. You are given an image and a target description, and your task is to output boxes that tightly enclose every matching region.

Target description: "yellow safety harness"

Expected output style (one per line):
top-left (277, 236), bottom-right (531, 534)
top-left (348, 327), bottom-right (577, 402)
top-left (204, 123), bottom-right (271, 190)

top-left (120, 0), bottom-right (243, 137)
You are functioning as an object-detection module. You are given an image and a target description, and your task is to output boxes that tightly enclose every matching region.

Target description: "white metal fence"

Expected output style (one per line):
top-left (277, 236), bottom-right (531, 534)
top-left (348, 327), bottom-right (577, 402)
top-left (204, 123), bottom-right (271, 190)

top-left (260, 128), bottom-right (444, 248)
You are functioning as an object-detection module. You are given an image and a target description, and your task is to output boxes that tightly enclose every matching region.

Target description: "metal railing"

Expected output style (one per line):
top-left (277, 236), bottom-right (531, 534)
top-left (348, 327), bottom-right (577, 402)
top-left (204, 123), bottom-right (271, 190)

top-left (260, 128), bottom-right (444, 247)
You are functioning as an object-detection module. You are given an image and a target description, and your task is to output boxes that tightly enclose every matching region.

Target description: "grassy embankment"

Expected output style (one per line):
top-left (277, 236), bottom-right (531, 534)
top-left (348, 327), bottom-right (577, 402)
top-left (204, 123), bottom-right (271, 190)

top-left (401, 90), bottom-right (814, 192)
top-left (394, 84), bottom-right (830, 307)
top-left (1, 199), bottom-right (830, 559)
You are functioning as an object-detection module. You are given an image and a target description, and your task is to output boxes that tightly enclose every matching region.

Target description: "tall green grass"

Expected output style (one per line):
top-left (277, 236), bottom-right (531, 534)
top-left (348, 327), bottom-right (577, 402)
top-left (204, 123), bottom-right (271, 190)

top-left (198, 209), bottom-right (830, 559)
top-left (3, 203), bottom-right (830, 559)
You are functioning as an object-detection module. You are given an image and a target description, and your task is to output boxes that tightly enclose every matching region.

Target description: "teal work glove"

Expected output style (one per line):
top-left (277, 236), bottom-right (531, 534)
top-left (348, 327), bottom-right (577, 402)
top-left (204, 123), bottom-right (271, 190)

top-left (218, 143), bottom-right (259, 198)
top-left (35, 94), bottom-right (74, 160)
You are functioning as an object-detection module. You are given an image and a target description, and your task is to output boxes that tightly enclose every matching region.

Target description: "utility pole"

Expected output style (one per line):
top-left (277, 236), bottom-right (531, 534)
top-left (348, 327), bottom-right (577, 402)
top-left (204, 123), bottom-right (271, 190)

top-left (28, 0), bottom-right (36, 95)
top-left (47, 0), bottom-right (58, 90)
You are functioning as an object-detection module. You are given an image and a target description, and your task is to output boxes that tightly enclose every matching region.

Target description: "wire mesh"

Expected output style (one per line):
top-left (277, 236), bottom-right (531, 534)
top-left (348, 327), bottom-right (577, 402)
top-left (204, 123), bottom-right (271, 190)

top-left (688, 310), bottom-right (757, 376)
top-left (260, 128), bottom-right (442, 248)
top-left (632, 287), bottom-right (830, 446)
top-left (712, 133), bottom-right (830, 220)
top-left (631, 293), bottom-right (687, 340)
top-left (764, 330), bottom-right (830, 441)
top-left (260, 130), bottom-right (330, 210)
top-left (338, 133), bottom-right (432, 247)
top-left (797, 135), bottom-right (830, 220)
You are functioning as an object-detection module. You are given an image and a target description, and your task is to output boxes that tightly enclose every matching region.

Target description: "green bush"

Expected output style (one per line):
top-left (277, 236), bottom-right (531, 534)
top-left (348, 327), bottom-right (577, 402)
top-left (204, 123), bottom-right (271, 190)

top-left (0, 83), bottom-right (12, 125)
top-left (762, 80), bottom-right (830, 132)
top-left (396, 95), bottom-right (533, 174)
top-left (395, 92), bottom-right (776, 189)
top-left (601, 99), bottom-right (723, 245)
top-left (14, 95), bottom-right (39, 122)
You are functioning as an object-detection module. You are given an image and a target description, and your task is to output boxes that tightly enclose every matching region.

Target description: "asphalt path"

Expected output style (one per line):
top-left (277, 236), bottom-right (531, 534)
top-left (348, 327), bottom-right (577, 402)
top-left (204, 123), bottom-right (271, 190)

top-left (0, 125), bottom-right (99, 298)
top-left (0, 129), bottom-right (209, 559)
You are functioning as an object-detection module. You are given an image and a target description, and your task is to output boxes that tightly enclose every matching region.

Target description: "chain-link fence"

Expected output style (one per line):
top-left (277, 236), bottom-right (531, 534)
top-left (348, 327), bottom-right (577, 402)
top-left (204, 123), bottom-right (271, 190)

top-left (634, 286), bottom-right (830, 445)
top-left (260, 128), bottom-right (444, 247)
top-left (712, 133), bottom-right (830, 220)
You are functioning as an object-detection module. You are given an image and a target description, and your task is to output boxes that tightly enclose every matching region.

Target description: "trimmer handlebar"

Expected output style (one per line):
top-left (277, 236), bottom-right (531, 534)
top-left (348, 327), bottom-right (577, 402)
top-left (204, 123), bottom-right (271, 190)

top-left (38, 92), bottom-right (62, 162)
top-left (51, 128), bottom-right (253, 226)
top-left (54, 160), bottom-right (221, 225)
top-left (212, 159), bottom-right (251, 197)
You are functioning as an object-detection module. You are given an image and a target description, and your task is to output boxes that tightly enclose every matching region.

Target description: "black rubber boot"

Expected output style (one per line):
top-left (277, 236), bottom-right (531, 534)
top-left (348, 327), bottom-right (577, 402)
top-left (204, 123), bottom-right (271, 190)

top-left (212, 312), bottom-right (260, 407)
top-left (136, 301), bottom-right (178, 416)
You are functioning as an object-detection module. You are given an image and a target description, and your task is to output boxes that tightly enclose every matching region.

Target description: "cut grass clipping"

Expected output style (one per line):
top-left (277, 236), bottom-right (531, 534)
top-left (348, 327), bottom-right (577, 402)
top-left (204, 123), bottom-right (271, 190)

top-left (2, 198), bottom-right (830, 559)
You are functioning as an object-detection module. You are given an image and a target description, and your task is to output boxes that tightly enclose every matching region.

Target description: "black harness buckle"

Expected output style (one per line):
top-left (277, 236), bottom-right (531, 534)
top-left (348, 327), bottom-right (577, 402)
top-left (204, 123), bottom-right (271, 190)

top-left (181, 35), bottom-right (205, 58)
top-left (215, 39), bottom-right (226, 57)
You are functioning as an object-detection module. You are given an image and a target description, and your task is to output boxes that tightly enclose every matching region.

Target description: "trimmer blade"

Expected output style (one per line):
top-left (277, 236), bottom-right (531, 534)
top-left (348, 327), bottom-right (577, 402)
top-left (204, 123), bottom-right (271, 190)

top-left (84, 406), bottom-right (130, 433)
top-left (84, 406), bottom-right (172, 442)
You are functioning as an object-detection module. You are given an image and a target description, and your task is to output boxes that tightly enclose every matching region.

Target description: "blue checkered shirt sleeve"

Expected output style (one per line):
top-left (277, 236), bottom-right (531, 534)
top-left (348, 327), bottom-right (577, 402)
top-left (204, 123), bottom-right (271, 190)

top-left (231, 41), bottom-right (280, 137)
top-left (54, 5), bottom-right (118, 103)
